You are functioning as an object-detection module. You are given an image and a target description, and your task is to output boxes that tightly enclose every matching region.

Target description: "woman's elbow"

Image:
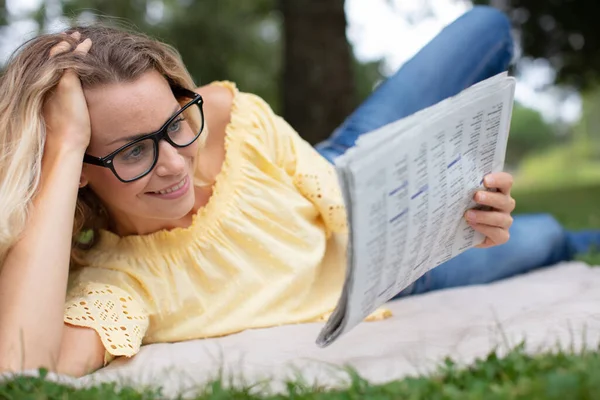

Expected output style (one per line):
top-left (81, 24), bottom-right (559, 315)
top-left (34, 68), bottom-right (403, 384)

top-left (56, 324), bottom-right (106, 377)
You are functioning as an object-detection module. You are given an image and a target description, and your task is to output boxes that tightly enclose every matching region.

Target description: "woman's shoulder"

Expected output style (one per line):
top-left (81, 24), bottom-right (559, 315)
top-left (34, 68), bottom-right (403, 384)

top-left (196, 81), bottom-right (280, 127)
top-left (193, 81), bottom-right (295, 165)
top-left (195, 82), bottom-right (235, 136)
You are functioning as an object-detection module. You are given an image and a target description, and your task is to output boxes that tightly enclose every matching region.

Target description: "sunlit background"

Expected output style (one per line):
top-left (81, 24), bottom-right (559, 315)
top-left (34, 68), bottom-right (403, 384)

top-left (1, 0), bottom-right (599, 230)
top-left (0, 0), bottom-right (582, 123)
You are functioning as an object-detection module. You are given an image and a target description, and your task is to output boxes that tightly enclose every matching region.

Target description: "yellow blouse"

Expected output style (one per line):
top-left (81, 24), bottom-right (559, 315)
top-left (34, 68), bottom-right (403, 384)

top-left (64, 82), bottom-right (388, 362)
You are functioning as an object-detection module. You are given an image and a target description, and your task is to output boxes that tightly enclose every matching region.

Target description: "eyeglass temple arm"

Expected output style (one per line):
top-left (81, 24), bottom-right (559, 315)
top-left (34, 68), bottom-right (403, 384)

top-left (83, 153), bottom-right (105, 166)
top-left (171, 85), bottom-right (201, 99)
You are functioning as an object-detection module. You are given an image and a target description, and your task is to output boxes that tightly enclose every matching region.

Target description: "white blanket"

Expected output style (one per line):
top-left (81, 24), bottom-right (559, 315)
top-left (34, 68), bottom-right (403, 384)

top-left (14, 262), bottom-right (600, 396)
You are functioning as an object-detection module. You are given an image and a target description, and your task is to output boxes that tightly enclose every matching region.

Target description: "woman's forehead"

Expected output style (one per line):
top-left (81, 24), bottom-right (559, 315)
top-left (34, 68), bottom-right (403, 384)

top-left (85, 72), bottom-right (178, 147)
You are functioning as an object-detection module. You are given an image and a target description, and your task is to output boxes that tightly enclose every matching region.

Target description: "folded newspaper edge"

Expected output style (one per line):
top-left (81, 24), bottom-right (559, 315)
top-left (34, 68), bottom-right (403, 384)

top-left (316, 72), bottom-right (517, 347)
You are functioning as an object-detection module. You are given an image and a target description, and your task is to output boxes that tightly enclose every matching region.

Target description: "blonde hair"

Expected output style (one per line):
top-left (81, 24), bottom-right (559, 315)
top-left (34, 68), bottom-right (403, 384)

top-left (0, 24), bottom-right (201, 267)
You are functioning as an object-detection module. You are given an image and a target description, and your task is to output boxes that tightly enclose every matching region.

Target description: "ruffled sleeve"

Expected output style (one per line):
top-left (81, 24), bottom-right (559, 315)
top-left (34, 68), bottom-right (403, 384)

top-left (284, 137), bottom-right (348, 236)
top-left (64, 269), bottom-right (150, 363)
top-left (227, 84), bottom-right (348, 236)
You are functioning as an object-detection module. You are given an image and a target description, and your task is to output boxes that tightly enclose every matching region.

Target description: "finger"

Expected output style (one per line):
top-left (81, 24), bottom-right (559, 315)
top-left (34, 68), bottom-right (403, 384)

top-left (49, 41), bottom-right (71, 57)
top-left (473, 190), bottom-right (516, 212)
top-left (475, 236), bottom-right (496, 249)
top-left (49, 32), bottom-right (83, 58)
top-left (74, 38), bottom-right (92, 54)
top-left (469, 222), bottom-right (510, 247)
top-left (59, 30), bottom-right (80, 38)
top-left (483, 172), bottom-right (513, 194)
top-left (465, 210), bottom-right (513, 229)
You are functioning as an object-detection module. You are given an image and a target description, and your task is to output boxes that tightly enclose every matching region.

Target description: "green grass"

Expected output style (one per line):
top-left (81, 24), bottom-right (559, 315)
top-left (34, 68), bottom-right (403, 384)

top-left (576, 250), bottom-right (600, 266)
top-left (513, 184), bottom-right (600, 231)
top-left (513, 142), bottom-right (600, 192)
top-left (513, 183), bottom-right (600, 265)
top-left (3, 345), bottom-right (600, 399)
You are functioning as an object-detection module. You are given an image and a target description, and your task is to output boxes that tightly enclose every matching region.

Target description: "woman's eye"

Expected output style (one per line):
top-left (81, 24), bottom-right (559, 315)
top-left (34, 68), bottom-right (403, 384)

top-left (123, 144), bottom-right (146, 159)
top-left (168, 117), bottom-right (185, 133)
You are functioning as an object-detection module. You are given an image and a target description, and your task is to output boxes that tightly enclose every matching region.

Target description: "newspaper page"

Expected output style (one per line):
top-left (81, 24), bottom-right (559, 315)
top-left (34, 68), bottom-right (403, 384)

top-left (316, 73), bottom-right (516, 347)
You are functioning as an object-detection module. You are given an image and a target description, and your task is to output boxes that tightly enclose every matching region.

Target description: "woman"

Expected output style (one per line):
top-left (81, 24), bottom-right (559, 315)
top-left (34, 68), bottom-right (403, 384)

top-left (0, 7), bottom-right (521, 377)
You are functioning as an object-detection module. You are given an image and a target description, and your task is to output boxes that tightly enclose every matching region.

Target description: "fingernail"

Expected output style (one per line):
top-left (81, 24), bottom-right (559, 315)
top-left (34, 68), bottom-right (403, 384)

top-left (485, 176), bottom-right (495, 186)
top-left (466, 211), bottom-right (476, 221)
top-left (478, 192), bottom-right (486, 202)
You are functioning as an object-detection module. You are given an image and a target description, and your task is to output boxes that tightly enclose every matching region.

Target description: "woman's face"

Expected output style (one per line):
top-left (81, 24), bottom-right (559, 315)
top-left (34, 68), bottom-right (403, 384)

top-left (82, 70), bottom-right (199, 235)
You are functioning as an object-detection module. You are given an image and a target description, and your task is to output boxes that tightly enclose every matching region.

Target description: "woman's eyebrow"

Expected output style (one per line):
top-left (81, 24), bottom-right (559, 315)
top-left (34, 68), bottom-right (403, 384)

top-left (106, 104), bottom-right (182, 146)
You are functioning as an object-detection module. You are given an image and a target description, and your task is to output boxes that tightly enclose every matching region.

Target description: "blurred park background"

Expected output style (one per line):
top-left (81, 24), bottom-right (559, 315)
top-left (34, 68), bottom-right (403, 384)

top-left (1, 0), bottom-right (599, 233)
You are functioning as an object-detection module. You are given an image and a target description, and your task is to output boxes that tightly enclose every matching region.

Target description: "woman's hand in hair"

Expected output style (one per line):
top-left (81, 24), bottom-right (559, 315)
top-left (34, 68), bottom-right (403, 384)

top-left (43, 32), bottom-right (93, 156)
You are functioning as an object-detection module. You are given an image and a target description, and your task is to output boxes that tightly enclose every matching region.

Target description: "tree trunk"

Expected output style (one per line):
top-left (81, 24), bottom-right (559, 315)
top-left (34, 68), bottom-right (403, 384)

top-left (280, 0), bottom-right (356, 144)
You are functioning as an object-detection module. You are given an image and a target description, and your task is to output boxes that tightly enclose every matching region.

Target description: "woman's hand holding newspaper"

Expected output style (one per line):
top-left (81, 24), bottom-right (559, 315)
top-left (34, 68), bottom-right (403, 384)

top-left (466, 172), bottom-right (515, 248)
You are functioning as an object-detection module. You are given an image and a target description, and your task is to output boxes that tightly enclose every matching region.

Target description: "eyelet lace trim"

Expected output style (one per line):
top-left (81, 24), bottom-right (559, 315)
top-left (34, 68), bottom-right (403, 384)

top-left (64, 283), bottom-right (149, 357)
top-left (293, 154), bottom-right (348, 235)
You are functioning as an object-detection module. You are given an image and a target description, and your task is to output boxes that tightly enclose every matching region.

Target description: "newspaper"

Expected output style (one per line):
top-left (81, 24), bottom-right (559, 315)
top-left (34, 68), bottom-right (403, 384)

top-left (316, 72), bottom-right (517, 347)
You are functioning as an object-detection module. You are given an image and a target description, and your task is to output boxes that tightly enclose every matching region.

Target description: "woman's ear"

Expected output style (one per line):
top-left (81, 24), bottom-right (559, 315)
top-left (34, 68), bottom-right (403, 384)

top-left (79, 173), bottom-right (89, 189)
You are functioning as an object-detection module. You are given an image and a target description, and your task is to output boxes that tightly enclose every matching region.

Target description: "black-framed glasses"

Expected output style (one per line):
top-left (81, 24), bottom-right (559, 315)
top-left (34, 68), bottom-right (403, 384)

top-left (83, 87), bottom-right (205, 183)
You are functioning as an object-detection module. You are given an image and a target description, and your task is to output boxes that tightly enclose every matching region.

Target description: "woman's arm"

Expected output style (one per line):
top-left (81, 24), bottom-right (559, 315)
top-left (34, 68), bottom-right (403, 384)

top-left (0, 147), bottom-right (105, 375)
top-left (0, 33), bottom-right (104, 376)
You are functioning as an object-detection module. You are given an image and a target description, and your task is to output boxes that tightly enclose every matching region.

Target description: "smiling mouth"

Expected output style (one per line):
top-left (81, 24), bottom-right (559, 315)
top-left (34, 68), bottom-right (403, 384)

top-left (148, 176), bottom-right (188, 195)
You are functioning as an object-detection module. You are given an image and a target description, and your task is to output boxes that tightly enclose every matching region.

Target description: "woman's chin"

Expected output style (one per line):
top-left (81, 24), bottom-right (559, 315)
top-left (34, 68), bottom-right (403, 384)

top-left (161, 197), bottom-right (196, 221)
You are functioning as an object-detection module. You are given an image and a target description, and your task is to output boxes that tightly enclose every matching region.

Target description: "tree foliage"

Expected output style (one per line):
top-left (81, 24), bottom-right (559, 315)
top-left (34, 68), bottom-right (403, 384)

top-left (60, 0), bottom-right (282, 110)
top-left (572, 89), bottom-right (600, 160)
top-left (0, 0), bottom-right (6, 26)
top-left (1, 0), bottom-right (367, 142)
top-left (505, 103), bottom-right (558, 167)
top-left (474, 0), bottom-right (600, 89)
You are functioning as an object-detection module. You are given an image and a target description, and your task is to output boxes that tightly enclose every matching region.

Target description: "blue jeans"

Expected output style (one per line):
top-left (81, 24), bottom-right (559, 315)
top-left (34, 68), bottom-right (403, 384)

top-left (316, 6), bottom-right (596, 296)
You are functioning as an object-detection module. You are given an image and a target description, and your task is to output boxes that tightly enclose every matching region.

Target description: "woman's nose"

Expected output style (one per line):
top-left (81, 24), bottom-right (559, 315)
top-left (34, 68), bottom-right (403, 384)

top-left (154, 140), bottom-right (186, 177)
